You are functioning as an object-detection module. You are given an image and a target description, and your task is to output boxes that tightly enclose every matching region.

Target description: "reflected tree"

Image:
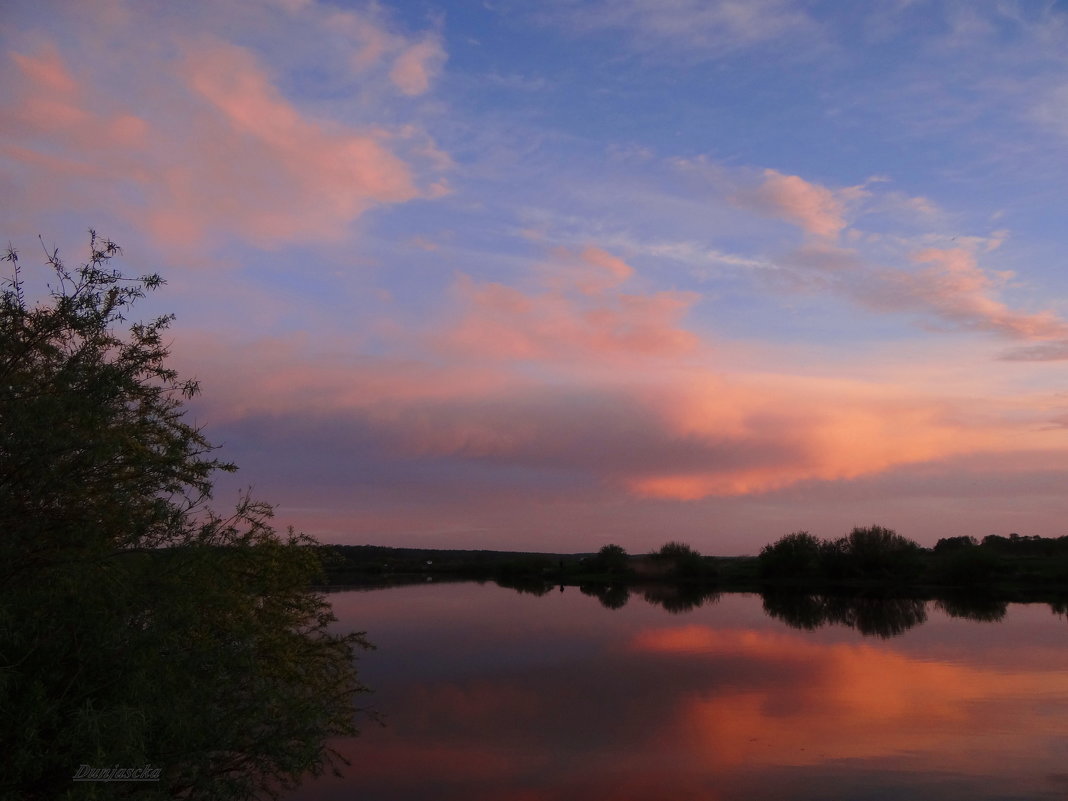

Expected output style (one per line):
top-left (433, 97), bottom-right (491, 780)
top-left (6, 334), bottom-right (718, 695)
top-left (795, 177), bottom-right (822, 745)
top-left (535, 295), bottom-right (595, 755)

top-left (761, 591), bottom-right (828, 631)
top-left (935, 594), bottom-right (1008, 622)
top-left (821, 595), bottom-right (927, 638)
top-left (762, 592), bottom-right (927, 638)
top-left (640, 583), bottom-right (721, 614)
top-left (497, 577), bottom-right (555, 597)
top-left (579, 583), bottom-right (631, 610)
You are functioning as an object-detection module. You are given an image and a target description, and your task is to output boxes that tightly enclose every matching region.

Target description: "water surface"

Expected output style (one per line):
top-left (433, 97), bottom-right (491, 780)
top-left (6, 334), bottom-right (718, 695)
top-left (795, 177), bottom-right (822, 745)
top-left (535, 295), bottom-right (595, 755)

top-left (292, 582), bottom-right (1068, 800)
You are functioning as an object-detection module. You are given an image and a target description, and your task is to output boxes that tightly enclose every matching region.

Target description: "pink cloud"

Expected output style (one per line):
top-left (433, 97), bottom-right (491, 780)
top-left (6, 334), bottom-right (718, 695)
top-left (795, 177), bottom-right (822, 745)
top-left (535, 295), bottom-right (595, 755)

top-left (1, 8), bottom-right (447, 250)
top-left (572, 246), bottom-right (635, 291)
top-left (155, 38), bottom-right (422, 246)
top-left (312, 5), bottom-right (444, 91)
top-left (740, 169), bottom-right (849, 239)
top-left (782, 242), bottom-right (1068, 348)
top-left (325, 9), bottom-right (396, 72)
top-left (1, 41), bottom-right (157, 228)
top-left (619, 372), bottom-right (1029, 500)
top-left (901, 247), bottom-right (1068, 340)
top-left (161, 306), bottom-right (1068, 548)
top-left (179, 323), bottom-right (1061, 512)
top-left (159, 242), bottom-right (1068, 520)
top-left (9, 42), bottom-right (77, 94)
top-left (4, 44), bottom-right (107, 146)
top-left (445, 246), bottom-right (699, 362)
top-left (390, 37), bottom-right (447, 95)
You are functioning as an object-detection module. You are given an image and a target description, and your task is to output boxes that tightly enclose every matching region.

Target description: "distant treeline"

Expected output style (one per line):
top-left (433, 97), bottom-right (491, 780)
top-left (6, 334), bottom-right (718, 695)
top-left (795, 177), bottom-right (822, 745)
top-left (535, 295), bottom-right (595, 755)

top-left (757, 527), bottom-right (1068, 589)
top-left (320, 527), bottom-right (1068, 594)
top-left (319, 544), bottom-right (590, 585)
top-left (319, 540), bottom-right (732, 587)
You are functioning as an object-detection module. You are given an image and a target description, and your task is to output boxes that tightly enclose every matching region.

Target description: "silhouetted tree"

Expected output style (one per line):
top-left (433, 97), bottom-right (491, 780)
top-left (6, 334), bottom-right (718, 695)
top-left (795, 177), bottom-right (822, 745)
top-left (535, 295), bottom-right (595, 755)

top-left (933, 535), bottom-right (979, 553)
top-left (830, 525), bottom-right (923, 580)
top-left (930, 542), bottom-right (1004, 586)
top-left (495, 555), bottom-right (553, 582)
top-left (590, 543), bottom-right (630, 575)
top-left (0, 235), bottom-right (368, 800)
top-left (758, 531), bottom-right (823, 579)
top-left (653, 541), bottom-right (709, 579)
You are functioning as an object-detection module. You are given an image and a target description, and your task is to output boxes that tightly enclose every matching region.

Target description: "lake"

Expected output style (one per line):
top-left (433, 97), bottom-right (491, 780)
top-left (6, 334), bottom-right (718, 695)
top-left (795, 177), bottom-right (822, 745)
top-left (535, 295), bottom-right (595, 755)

top-left (290, 581), bottom-right (1068, 801)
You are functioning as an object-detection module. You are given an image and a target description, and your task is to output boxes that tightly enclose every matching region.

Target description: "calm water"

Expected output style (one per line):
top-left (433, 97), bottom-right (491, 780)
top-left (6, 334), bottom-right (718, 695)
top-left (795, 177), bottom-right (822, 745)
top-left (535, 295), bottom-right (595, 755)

top-left (291, 582), bottom-right (1068, 801)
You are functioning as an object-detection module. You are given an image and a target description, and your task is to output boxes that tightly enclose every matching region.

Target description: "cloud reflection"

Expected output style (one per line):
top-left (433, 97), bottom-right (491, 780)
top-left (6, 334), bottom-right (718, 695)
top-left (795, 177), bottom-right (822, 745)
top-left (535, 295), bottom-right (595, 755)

top-left (294, 586), bottom-right (1068, 801)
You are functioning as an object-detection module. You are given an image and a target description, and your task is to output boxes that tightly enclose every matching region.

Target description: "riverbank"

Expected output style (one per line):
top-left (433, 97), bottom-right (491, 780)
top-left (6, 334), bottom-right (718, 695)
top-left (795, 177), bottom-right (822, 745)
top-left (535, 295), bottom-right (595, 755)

top-left (317, 537), bottom-right (1068, 600)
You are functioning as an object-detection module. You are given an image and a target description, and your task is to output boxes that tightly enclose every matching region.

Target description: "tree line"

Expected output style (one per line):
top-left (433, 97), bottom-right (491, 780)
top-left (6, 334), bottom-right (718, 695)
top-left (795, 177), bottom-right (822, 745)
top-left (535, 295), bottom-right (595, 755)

top-left (322, 527), bottom-right (1068, 592)
top-left (758, 527), bottom-right (1068, 587)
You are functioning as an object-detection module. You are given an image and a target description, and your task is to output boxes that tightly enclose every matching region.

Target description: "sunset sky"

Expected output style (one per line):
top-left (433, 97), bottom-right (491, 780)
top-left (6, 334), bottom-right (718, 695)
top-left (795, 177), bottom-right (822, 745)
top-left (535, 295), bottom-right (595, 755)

top-left (5, 0), bottom-right (1068, 553)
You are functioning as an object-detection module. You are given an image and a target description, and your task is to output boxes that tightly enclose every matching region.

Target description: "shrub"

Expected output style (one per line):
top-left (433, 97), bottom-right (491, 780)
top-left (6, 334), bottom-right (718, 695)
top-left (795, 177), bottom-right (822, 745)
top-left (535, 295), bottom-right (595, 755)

top-left (590, 543), bottom-right (630, 574)
top-left (654, 541), bottom-right (708, 578)
top-left (758, 531), bottom-right (823, 579)
top-left (933, 535), bottom-right (979, 553)
top-left (931, 544), bottom-right (1004, 586)
top-left (836, 525), bottom-right (923, 580)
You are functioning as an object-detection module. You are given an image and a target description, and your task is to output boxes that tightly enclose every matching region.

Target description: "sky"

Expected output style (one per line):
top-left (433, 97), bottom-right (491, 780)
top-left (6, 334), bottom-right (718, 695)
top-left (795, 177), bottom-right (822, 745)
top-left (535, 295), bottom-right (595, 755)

top-left (4, 0), bottom-right (1068, 554)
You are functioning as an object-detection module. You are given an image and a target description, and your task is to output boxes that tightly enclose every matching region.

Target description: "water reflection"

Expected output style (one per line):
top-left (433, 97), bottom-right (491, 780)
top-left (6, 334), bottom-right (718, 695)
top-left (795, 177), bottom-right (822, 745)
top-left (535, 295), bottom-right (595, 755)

top-left (761, 592), bottom-right (928, 637)
top-left (291, 584), bottom-right (1068, 801)
top-left (638, 583), bottom-right (721, 614)
top-left (494, 576), bottom-right (555, 597)
top-left (579, 583), bottom-right (630, 609)
top-left (936, 593), bottom-right (1009, 622)
top-left (496, 579), bottom-right (1039, 636)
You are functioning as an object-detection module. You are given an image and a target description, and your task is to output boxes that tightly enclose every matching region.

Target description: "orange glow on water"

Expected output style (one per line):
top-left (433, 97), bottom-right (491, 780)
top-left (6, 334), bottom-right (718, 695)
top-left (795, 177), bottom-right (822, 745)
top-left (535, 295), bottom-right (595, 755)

top-left (631, 624), bottom-right (1068, 770)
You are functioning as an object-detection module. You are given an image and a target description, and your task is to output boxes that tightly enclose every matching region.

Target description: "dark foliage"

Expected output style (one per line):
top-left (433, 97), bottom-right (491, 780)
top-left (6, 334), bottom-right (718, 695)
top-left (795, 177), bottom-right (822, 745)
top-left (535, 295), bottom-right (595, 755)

top-left (589, 543), bottom-right (631, 575)
top-left (759, 525), bottom-right (923, 583)
top-left (653, 541), bottom-right (712, 579)
top-left (832, 526), bottom-right (923, 580)
top-left (933, 535), bottom-right (979, 553)
top-left (758, 531), bottom-right (823, 579)
top-left (640, 583), bottom-right (721, 614)
top-left (0, 236), bottom-right (369, 800)
top-left (935, 593), bottom-right (1008, 622)
top-left (762, 592), bottom-right (927, 638)
top-left (930, 543), bottom-right (1006, 586)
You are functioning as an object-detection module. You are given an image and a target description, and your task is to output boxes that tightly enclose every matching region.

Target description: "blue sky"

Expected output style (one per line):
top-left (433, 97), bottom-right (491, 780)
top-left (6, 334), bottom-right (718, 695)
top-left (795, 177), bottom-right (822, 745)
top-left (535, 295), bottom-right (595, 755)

top-left (5, 0), bottom-right (1068, 552)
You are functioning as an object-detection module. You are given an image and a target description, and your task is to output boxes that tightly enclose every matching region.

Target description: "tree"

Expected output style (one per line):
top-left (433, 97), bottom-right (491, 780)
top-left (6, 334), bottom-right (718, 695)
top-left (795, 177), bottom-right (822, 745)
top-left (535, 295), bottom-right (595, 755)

top-left (590, 543), bottom-right (630, 575)
top-left (832, 525), bottom-right (923, 580)
top-left (653, 541), bottom-right (708, 579)
top-left (933, 535), bottom-right (979, 553)
top-left (930, 543), bottom-right (1004, 586)
top-left (758, 531), bottom-right (823, 579)
top-left (0, 234), bottom-right (369, 800)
